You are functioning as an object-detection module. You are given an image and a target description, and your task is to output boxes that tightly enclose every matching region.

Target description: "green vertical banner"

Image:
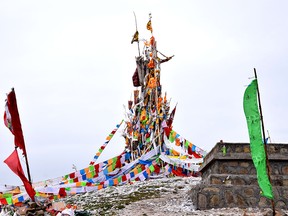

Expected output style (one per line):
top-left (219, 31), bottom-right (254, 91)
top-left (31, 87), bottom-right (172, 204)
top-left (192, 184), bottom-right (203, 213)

top-left (243, 79), bottom-right (273, 199)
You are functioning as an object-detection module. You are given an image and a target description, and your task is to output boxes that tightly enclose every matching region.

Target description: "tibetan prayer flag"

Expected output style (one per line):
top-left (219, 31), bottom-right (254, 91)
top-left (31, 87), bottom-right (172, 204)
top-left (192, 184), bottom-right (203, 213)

top-left (122, 175), bottom-right (127, 182)
top-left (4, 89), bottom-right (27, 155)
top-left (131, 30), bottom-right (139, 44)
top-left (243, 79), bottom-right (273, 199)
top-left (146, 20), bottom-right (152, 32)
top-left (4, 149), bottom-right (35, 201)
top-left (167, 105), bottom-right (177, 128)
top-left (149, 164), bottom-right (155, 172)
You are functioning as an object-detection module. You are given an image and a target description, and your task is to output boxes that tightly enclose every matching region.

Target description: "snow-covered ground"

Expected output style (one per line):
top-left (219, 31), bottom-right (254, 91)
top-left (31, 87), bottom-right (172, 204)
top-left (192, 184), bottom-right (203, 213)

top-left (58, 176), bottom-right (287, 216)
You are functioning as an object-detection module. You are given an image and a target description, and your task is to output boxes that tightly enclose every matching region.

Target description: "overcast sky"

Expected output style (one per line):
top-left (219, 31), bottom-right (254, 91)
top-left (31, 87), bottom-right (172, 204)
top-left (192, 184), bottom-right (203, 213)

top-left (1, 1), bottom-right (288, 186)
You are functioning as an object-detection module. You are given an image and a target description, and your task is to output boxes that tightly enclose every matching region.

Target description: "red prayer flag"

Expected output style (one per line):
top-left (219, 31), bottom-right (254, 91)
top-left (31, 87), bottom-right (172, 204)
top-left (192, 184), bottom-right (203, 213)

top-left (167, 105), bottom-right (177, 128)
top-left (4, 149), bottom-right (35, 201)
top-left (4, 89), bottom-right (27, 155)
top-left (0, 198), bottom-right (8, 205)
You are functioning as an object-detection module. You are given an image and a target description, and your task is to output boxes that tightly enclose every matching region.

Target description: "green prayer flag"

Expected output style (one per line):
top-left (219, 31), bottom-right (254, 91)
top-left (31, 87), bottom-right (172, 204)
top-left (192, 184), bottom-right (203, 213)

top-left (185, 140), bottom-right (189, 149)
top-left (138, 167), bottom-right (142, 173)
top-left (91, 171), bottom-right (96, 177)
top-left (149, 164), bottom-right (155, 172)
top-left (6, 197), bottom-right (12, 205)
top-left (89, 165), bottom-right (94, 171)
top-left (3, 193), bottom-right (12, 198)
top-left (243, 79), bottom-right (273, 199)
top-left (169, 130), bottom-right (176, 143)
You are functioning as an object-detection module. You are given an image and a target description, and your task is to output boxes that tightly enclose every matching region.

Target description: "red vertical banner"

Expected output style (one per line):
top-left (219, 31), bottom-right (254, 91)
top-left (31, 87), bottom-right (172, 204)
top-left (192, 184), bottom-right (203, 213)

top-left (4, 89), bottom-right (27, 155)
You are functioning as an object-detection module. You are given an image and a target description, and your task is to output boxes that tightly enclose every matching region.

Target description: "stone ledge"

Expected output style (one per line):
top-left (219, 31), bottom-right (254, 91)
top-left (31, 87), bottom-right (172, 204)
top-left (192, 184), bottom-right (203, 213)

top-left (203, 174), bottom-right (288, 186)
top-left (190, 184), bottom-right (288, 210)
top-left (200, 143), bottom-right (288, 173)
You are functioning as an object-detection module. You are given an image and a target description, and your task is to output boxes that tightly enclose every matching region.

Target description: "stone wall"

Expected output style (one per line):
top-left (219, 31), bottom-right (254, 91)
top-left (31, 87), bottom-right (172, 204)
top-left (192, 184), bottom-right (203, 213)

top-left (191, 142), bottom-right (288, 210)
top-left (190, 184), bottom-right (288, 210)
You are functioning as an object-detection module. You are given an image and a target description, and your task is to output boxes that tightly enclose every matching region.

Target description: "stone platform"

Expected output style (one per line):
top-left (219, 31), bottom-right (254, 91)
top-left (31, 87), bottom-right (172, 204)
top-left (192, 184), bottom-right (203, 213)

top-left (190, 142), bottom-right (288, 210)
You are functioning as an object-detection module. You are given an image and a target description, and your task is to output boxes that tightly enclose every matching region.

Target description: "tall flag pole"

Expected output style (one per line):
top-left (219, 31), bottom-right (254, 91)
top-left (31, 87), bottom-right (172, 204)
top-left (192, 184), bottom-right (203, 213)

top-left (4, 88), bottom-right (32, 183)
top-left (243, 69), bottom-right (275, 213)
top-left (3, 88), bottom-right (35, 201)
top-left (253, 68), bottom-right (275, 214)
top-left (132, 11), bottom-right (140, 57)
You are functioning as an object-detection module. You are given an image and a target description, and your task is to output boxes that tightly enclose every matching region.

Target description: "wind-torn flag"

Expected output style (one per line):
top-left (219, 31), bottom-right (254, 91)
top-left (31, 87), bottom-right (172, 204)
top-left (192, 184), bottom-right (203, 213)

top-left (243, 79), bottom-right (273, 199)
top-left (167, 105), bottom-right (177, 128)
top-left (4, 149), bottom-right (35, 201)
top-left (146, 20), bottom-right (152, 33)
top-left (4, 89), bottom-right (27, 155)
top-left (131, 30), bottom-right (139, 44)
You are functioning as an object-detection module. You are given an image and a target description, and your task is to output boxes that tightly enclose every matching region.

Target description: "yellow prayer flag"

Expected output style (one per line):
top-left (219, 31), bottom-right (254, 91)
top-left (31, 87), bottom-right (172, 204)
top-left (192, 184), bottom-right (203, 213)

top-left (146, 20), bottom-right (153, 32)
top-left (108, 165), bottom-right (113, 172)
top-left (13, 198), bottom-right (19, 204)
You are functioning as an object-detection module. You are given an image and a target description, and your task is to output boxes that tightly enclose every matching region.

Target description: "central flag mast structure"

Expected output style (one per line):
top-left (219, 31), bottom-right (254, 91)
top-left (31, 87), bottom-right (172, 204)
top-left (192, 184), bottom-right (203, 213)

top-left (1, 14), bottom-right (206, 205)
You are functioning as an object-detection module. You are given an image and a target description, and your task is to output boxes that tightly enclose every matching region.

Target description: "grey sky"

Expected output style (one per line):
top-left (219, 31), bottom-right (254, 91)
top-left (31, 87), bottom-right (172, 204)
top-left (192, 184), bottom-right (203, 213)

top-left (1, 0), bottom-right (288, 185)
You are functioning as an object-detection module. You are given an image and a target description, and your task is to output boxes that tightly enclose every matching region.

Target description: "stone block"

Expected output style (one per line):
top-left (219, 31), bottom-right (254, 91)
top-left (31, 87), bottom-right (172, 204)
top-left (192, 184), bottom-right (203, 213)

top-left (238, 168), bottom-right (249, 174)
top-left (244, 188), bottom-right (254, 197)
top-left (227, 161), bottom-right (238, 167)
top-left (268, 145), bottom-right (276, 153)
top-left (240, 162), bottom-right (250, 167)
top-left (234, 177), bottom-right (246, 185)
top-left (275, 200), bottom-right (286, 209)
top-left (235, 147), bottom-right (242, 153)
top-left (236, 194), bottom-right (247, 207)
top-left (224, 190), bottom-right (234, 205)
top-left (210, 194), bottom-right (220, 207)
top-left (198, 194), bottom-right (207, 209)
top-left (280, 147), bottom-right (288, 154)
top-left (243, 146), bottom-right (250, 153)
top-left (282, 180), bottom-right (288, 186)
top-left (211, 177), bottom-right (222, 184)
top-left (258, 196), bottom-right (270, 208)
top-left (203, 187), bottom-right (220, 193)
top-left (281, 165), bottom-right (288, 175)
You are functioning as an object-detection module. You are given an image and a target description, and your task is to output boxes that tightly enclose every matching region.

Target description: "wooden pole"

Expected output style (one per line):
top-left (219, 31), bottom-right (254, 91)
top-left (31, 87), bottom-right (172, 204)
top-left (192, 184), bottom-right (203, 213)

top-left (253, 68), bottom-right (275, 215)
top-left (133, 11), bottom-right (140, 57)
top-left (24, 148), bottom-right (32, 184)
top-left (11, 88), bottom-right (33, 184)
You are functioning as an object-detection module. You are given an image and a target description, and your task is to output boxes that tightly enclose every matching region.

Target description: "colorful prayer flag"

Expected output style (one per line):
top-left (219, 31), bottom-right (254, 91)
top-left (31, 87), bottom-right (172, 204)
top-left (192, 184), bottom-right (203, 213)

top-left (243, 79), bottom-right (273, 199)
